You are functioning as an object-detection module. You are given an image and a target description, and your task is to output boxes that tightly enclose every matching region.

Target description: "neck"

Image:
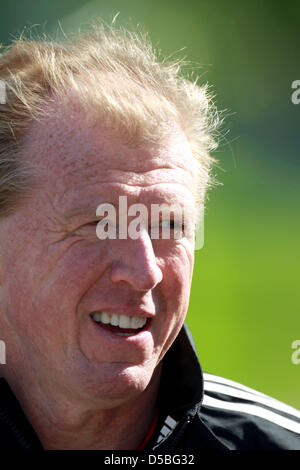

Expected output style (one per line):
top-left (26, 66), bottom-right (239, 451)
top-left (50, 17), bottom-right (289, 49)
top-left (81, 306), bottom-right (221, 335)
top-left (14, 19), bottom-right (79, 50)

top-left (3, 363), bottom-right (162, 450)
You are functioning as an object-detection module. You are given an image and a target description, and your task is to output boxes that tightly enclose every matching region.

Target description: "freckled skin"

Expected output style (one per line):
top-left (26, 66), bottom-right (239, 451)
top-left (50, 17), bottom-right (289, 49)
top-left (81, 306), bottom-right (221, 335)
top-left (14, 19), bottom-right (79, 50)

top-left (0, 99), bottom-right (198, 449)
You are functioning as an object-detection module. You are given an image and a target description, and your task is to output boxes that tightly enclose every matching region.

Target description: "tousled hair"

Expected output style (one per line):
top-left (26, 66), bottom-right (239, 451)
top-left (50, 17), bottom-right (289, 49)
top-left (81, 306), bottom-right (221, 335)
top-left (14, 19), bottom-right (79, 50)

top-left (0, 21), bottom-right (220, 216)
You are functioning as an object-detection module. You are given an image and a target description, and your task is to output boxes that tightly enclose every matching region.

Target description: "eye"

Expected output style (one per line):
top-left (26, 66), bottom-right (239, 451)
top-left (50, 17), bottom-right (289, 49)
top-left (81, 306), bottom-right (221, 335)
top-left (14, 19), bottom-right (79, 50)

top-left (159, 220), bottom-right (173, 229)
top-left (154, 219), bottom-right (186, 241)
top-left (159, 219), bottom-right (184, 231)
top-left (75, 220), bottom-right (100, 232)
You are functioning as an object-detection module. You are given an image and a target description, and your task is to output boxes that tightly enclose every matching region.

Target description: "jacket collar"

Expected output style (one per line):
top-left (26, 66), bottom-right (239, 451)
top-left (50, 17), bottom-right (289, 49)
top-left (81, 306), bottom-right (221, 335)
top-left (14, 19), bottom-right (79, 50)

top-left (157, 322), bottom-right (204, 421)
top-left (147, 323), bottom-right (229, 450)
top-left (0, 378), bottom-right (43, 449)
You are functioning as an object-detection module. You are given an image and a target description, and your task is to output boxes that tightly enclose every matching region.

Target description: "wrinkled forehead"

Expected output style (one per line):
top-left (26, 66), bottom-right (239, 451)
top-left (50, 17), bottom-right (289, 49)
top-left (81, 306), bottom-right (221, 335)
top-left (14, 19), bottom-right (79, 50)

top-left (22, 98), bottom-right (198, 197)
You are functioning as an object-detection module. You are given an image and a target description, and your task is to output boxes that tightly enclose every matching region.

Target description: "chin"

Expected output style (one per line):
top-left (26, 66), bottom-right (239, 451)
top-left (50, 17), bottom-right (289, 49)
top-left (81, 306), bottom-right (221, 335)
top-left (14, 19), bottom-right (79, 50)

top-left (74, 360), bottom-right (156, 407)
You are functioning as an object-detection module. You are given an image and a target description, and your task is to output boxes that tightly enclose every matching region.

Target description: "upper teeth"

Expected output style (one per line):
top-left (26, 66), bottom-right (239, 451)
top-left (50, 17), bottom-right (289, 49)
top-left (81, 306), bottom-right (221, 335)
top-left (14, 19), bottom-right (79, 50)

top-left (91, 312), bottom-right (147, 329)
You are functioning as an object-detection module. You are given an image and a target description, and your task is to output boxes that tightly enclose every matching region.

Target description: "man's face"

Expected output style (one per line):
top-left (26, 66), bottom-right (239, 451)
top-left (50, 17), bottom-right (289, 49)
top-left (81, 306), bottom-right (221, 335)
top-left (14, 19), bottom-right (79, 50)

top-left (0, 101), bottom-right (198, 406)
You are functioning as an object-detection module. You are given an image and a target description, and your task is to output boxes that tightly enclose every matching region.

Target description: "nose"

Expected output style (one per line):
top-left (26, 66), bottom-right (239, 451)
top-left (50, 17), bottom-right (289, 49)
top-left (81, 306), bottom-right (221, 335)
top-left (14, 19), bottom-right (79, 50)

top-left (109, 230), bottom-right (163, 292)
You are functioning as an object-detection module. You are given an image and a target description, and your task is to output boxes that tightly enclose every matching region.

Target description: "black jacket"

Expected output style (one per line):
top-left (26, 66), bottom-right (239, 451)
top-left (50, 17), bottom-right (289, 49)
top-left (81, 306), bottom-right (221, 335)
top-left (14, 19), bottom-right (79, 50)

top-left (0, 324), bottom-right (299, 450)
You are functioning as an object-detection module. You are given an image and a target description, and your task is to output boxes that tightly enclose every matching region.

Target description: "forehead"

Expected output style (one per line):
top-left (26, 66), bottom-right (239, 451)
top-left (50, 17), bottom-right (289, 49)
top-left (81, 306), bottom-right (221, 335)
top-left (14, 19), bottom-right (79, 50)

top-left (23, 99), bottom-right (198, 207)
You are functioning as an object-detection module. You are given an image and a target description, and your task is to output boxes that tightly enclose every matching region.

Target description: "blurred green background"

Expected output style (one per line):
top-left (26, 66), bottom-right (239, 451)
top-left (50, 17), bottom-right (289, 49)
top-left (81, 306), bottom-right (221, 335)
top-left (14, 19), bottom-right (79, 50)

top-left (0, 0), bottom-right (299, 409)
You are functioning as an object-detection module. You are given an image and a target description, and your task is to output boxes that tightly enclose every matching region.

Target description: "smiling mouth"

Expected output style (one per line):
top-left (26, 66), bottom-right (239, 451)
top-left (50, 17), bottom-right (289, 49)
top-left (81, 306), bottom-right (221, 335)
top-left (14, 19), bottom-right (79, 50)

top-left (90, 312), bottom-right (150, 337)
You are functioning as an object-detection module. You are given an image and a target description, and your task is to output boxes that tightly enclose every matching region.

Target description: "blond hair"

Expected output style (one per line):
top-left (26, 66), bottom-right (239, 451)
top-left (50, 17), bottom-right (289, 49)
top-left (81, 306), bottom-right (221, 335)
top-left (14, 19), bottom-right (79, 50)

top-left (0, 22), bottom-right (219, 216)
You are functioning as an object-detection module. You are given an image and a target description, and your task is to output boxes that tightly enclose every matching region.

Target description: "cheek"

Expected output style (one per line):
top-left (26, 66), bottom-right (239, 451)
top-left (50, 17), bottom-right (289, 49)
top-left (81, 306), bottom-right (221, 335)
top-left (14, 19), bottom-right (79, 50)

top-left (162, 241), bottom-right (193, 289)
top-left (44, 240), bottom-right (110, 292)
top-left (154, 252), bottom-right (193, 362)
top-left (159, 245), bottom-right (194, 316)
top-left (2, 239), bottom-right (110, 337)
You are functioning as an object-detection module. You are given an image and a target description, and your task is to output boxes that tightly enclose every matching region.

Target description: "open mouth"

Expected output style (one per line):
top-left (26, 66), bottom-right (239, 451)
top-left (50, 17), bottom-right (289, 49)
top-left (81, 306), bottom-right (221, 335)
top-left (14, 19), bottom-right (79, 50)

top-left (90, 312), bottom-right (150, 337)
